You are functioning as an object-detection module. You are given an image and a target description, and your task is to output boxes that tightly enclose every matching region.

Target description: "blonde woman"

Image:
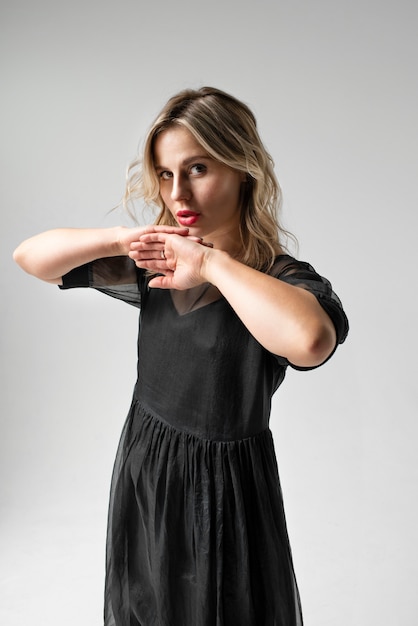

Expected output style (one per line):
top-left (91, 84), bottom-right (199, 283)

top-left (14, 87), bottom-right (348, 626)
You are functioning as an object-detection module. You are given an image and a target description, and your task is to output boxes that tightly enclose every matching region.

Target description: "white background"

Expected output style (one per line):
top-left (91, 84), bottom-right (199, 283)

top-left (1, 0), bottom-right (417, 624)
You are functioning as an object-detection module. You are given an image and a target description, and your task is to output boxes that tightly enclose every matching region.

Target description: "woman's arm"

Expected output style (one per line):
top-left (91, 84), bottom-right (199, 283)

top-left (13, 226), bottom-right (190, 284)
top-left (130, 233), bottom-right (337, 368)
top-left (203, 250), bottom-right (337, 368)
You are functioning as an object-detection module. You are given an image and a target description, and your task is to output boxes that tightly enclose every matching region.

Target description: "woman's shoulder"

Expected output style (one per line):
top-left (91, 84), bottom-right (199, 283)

top-left (269, 254), bottom-right (302, 276)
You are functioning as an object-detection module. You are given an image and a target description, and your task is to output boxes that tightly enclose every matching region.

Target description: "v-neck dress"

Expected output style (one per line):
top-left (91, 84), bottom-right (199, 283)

top-left (60, 254), bottom-right (348, 626)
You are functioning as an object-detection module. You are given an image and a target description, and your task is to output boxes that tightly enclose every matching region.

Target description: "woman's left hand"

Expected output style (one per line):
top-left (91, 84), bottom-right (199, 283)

top-left (129, 232), bottom-right (214, 290)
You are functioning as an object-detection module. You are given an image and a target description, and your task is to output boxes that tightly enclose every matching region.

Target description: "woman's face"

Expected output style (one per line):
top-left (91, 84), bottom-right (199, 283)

top-left (153, 126), bottom-right (244, 243)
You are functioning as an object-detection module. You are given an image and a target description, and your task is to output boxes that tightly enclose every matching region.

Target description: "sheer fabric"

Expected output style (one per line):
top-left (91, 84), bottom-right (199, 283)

top-left (60, 255), bottom-right (348, 626)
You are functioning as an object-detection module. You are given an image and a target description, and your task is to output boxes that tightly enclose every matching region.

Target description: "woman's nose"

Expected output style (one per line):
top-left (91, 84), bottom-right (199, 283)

top-left (171, 174), bottom-right (191, 201)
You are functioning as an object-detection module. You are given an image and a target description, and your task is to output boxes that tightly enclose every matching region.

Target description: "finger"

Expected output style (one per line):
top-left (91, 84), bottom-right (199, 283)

top-left (131, 230), bottom-right (189, 251)
top-left (129, 247), bottom-right (162, 258)
top-left (137, 229), bottom-right (196, 243)
top-left (129, 252), bottom-right (167, 267)
top-left (133, 258), bottom-right (170, 271)
top-left (138, 232), bottom-right (169, 244)
top-left (186, 236), bottom-right (204, 243)
top-left (129, 243), bottom-right (167, 260)
top-left (142, 225), bottom-right (189, 235)
top-left (137, 234), bottom-right (206, 249)
top-left (129, 243), bottom-right (165, 256)
top-left (130, 239), bottom-right (165, 251)
top-left (148, 274), bottom-right (175, 289)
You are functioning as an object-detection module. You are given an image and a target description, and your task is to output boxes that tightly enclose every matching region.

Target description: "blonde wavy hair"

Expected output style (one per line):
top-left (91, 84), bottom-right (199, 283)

top-left (124, 86), bottom-right (293, 271)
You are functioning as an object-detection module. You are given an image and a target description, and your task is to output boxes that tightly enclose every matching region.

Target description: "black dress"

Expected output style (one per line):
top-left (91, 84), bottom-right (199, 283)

top-left (60, 254), bottom-right (348, 626)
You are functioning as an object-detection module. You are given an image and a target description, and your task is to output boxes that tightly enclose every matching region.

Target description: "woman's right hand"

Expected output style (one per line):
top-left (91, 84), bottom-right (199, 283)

top-left (13, 225), bottom-right (190, 284)
top-left (116, 225), bottom-right (190, 256)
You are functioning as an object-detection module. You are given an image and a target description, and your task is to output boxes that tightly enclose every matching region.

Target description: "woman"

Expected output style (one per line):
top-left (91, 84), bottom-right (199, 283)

top-left (14, 86), bottom-right (348, 626)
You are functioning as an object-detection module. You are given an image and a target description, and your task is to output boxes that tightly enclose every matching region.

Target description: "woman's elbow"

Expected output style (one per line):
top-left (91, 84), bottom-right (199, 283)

top-left (13, 244), bottom-right (29, 272)
top-left (290, 320), bottom-right (337, 368)
top-left (310, 324), bottom-right (337, 364)
top-left (13, 243), bottom-right (60, 284)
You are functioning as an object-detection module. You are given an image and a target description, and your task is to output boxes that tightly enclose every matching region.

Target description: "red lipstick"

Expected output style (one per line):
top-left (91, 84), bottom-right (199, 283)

top-left (176, 210), bottom-right (200, 226)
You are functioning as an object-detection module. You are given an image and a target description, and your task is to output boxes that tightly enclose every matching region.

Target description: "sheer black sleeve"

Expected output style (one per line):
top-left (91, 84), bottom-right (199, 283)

top-left (270, 255), bottom-right (349, 369)
top-left (59, 256), bottom-right (145, 308)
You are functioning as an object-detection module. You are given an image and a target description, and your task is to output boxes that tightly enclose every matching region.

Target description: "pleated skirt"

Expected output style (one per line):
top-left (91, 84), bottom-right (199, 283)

top-left (104, 400), bottom-right (303, 626)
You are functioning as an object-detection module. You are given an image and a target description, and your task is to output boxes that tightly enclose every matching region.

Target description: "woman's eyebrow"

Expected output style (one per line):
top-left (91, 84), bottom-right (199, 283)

top-left (154, 155), bottom-right (211, 170)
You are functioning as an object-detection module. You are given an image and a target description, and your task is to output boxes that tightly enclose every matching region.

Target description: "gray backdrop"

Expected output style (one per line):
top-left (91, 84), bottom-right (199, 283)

top-left (1, 0), bottom-right (417, 624)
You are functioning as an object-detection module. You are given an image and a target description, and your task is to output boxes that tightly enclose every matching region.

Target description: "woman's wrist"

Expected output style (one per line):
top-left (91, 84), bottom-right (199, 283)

top-left (201, 248), bottom-right (232, 285)
top-left (112, 226), bottom-right (131, 256)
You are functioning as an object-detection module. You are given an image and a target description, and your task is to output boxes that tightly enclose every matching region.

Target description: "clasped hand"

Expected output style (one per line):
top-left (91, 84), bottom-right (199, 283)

top-left (129, 228), bottom-right (214, 290)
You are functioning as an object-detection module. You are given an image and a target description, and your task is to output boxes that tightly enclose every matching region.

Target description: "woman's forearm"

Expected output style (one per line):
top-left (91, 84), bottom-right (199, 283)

top-left (13, 227), bottom-right (125, 284)
top-left (203, 250), bottom-right (337, 368)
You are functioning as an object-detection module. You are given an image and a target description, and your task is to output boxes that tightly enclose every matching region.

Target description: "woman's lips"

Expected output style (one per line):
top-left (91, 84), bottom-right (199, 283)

top-left (176, 210), bottom-right (200, 226)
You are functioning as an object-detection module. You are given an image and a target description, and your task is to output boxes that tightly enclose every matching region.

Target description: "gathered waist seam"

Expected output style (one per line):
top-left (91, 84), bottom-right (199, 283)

top-left (130, 397), bottom-right (271, 446)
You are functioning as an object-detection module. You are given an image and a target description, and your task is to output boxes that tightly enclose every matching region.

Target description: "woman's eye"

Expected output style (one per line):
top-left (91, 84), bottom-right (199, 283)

top-left (190, 164), bottom-right (206, 175)
top-left (159, 171), bottom-right (172, 180)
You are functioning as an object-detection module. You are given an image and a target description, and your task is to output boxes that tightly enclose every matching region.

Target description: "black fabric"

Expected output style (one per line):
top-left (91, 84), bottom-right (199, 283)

top-left (270, 256), bottom-right (348, 346)
top-left (60, 256), bottom-right (142, 307)
top-left (60, 261), bottom-right (90, 288)
top-left (60, 254), bottom-right (348, 626)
